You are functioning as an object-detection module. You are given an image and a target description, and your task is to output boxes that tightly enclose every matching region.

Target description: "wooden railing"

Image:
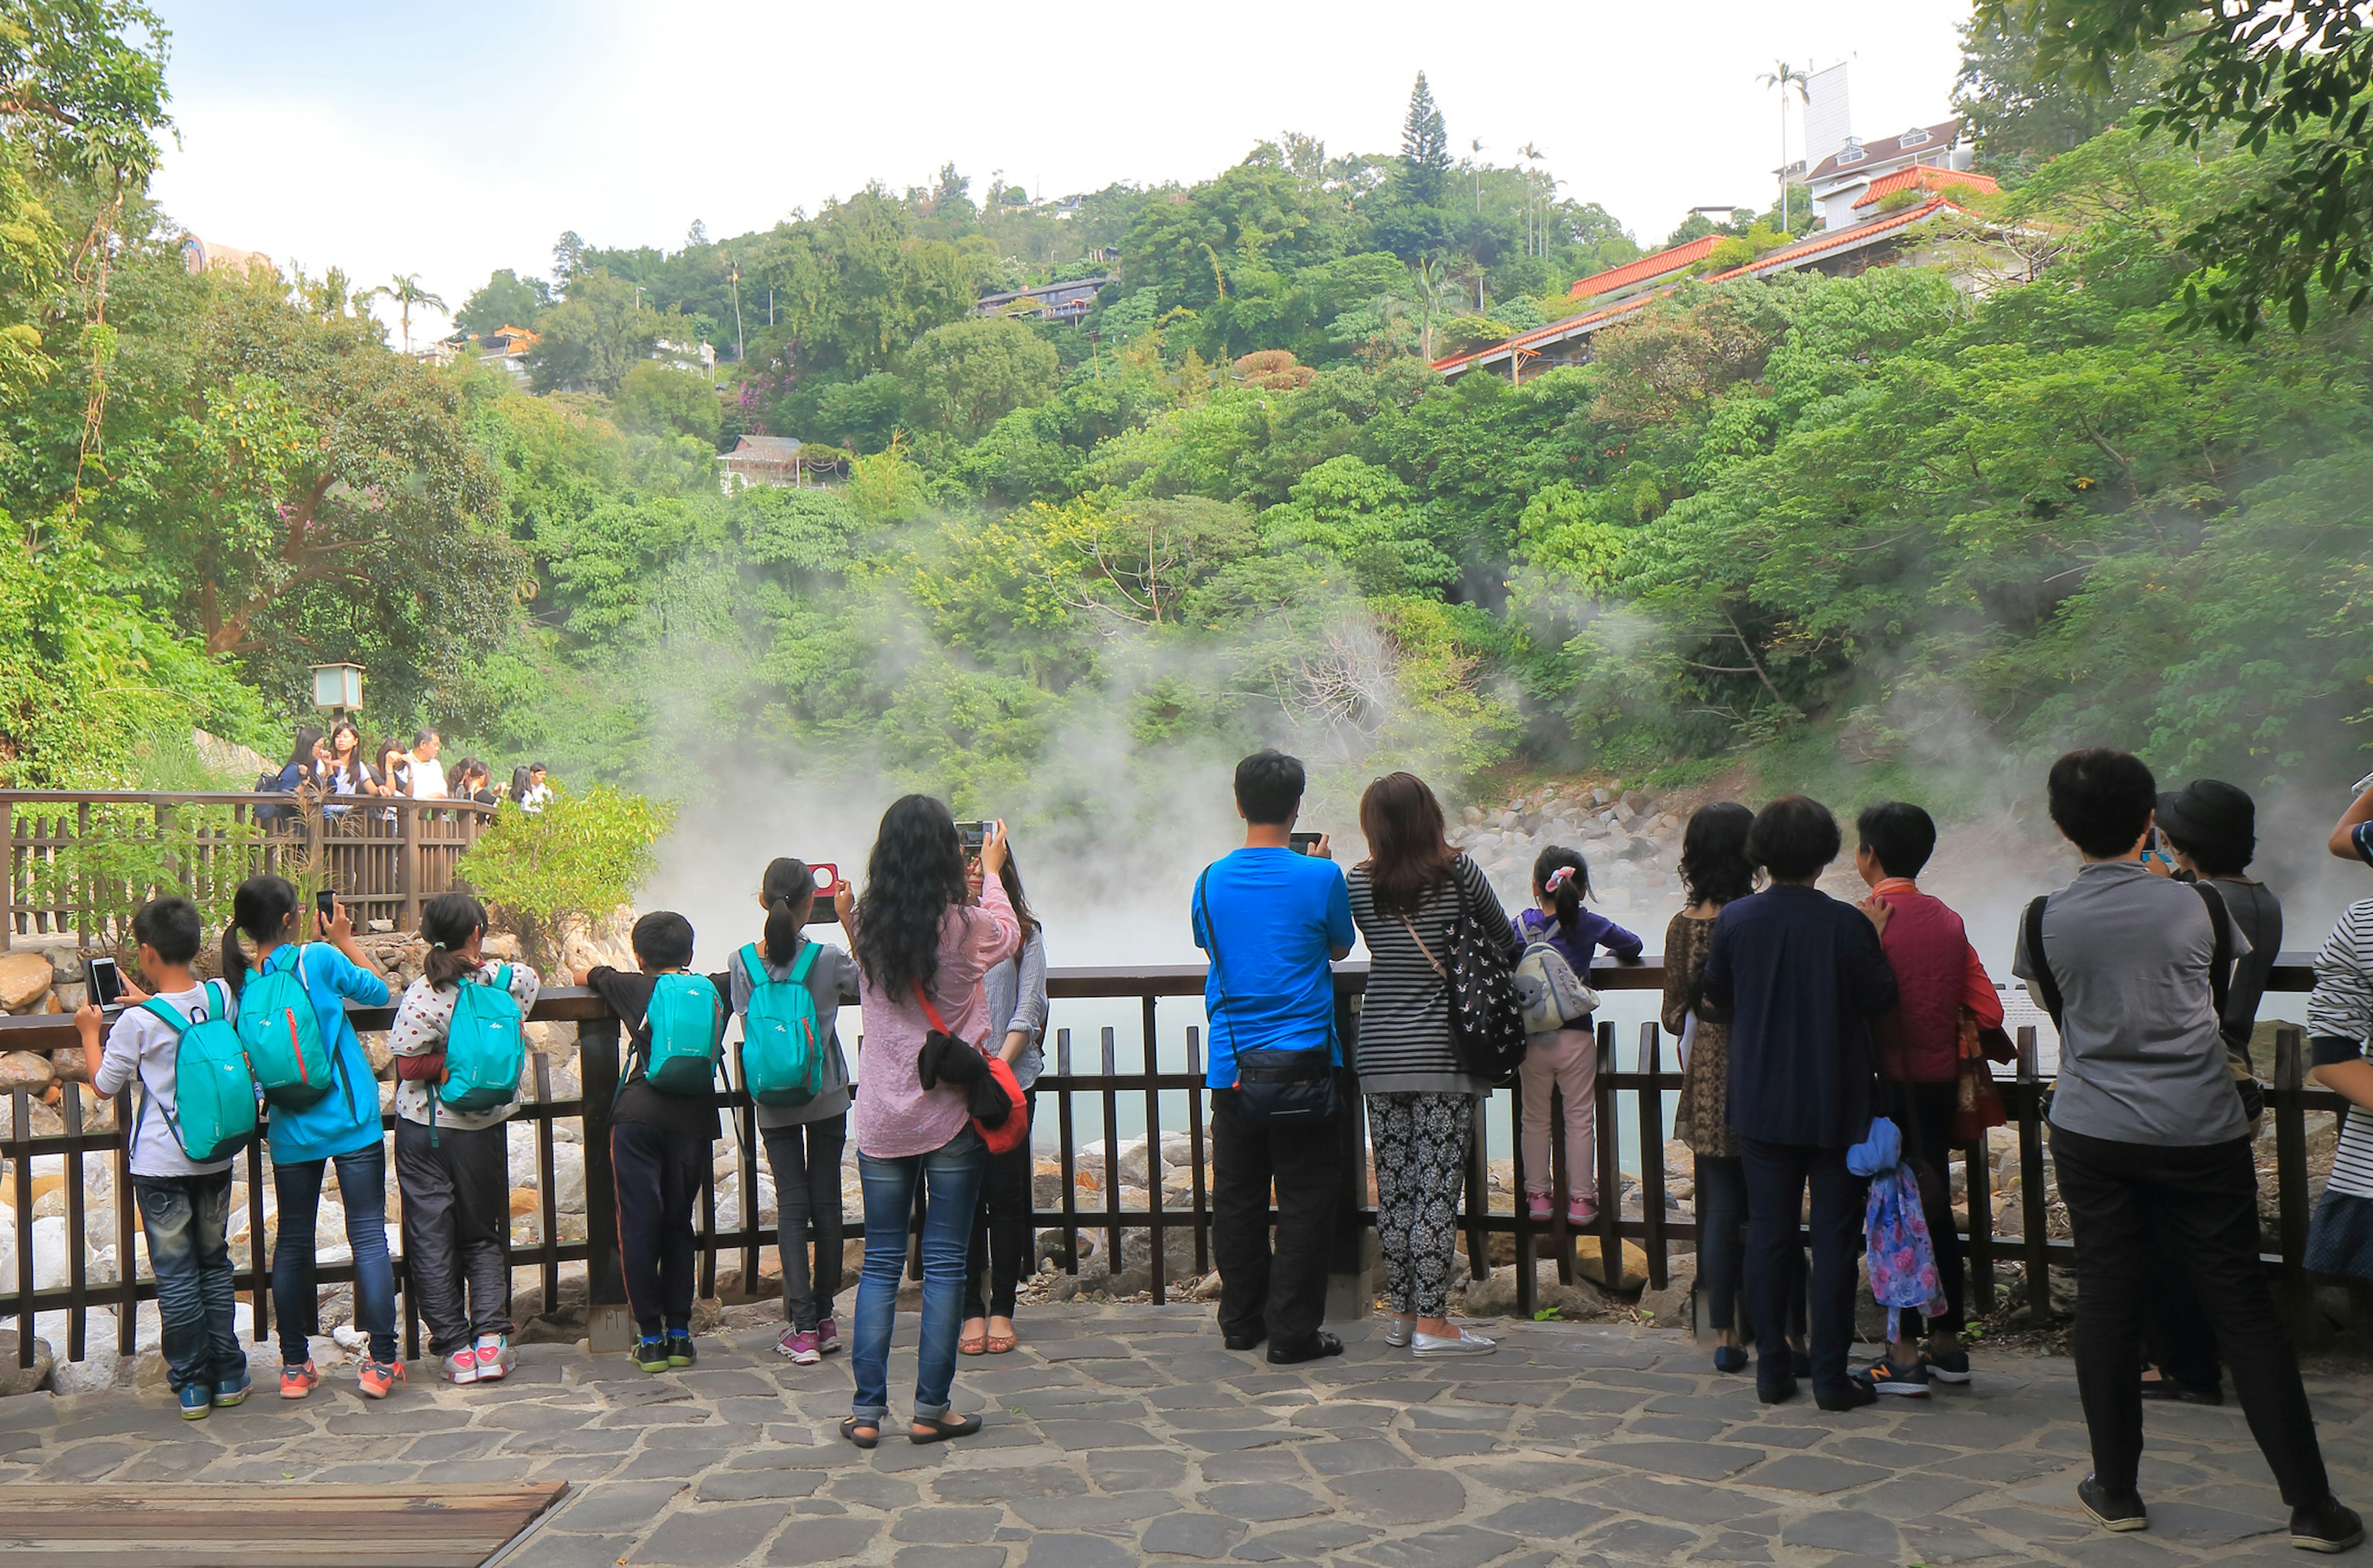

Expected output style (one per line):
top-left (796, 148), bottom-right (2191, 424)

top-left (4, 791), bottom-right (496, 947)
top-left (0, 955), bottom-right (2345, 1372)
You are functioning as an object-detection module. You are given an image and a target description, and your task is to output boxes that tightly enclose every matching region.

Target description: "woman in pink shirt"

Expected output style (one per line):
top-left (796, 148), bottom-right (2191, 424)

top-left (834, 797), bottom-right (1019, 1448)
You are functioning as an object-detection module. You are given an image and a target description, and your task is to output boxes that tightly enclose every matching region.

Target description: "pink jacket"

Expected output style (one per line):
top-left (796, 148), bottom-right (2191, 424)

top-left (852, 875), bottom-right (1020, 1158)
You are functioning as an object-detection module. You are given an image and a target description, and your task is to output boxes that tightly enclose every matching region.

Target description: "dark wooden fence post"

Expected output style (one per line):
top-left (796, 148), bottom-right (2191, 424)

top-left (1638, 1023), bottom-right (1667, 1292)
top-left (1326, 987), bottom-right (1369, 1317)
top-left (397, 803), bottom-right (421, 932)
top-left (2016, 1025), bottom-right (2050, 1317)
top-left (2274, 1024), bottom-right (2314, 1342)
top-left (580, 1016), bottom-right (627, 1352)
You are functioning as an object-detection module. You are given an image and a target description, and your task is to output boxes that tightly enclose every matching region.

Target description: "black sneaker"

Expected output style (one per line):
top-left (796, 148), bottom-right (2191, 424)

top-left (2079, 1475), bottom-right (2149, 1533)
top-left (2291, 1496), bottom-right (2365, 1553)
top-left (1266, 1331), bottom-right (1343, 1365)
top-left (1922, 1346), bottom-right (1972, 1383)
top-left (1815, 1372), bottom-right (1879, 1412)
top-left (664, 1333), bottom-right (696, 1368)
top-left (1756, 1376), bottom-right (1797, 1406)
top-left (1222, 1331), bottom-right (1265, 1352)
top-left (1863, 1353), bottom-right (1931, 1397)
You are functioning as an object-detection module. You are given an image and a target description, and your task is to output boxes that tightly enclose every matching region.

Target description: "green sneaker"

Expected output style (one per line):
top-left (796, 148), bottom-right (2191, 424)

top-left (665, 1333), bottom-right (696, 1368)
top-left (632, 1335), bottom-right (670, 1373)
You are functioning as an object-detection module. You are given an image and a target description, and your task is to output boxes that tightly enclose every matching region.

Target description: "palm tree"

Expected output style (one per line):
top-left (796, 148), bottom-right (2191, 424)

top-left (363, 273), bottom-right (449, 354)
top-left (1758, 62), bottom-right (1809, 232)
top-left (1519, 143), bottom-right (1546, 255)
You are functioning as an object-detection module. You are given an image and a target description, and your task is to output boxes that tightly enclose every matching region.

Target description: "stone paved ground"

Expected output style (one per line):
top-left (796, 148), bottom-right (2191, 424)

top-left (1, 1305), bottom-right (2366, 1567)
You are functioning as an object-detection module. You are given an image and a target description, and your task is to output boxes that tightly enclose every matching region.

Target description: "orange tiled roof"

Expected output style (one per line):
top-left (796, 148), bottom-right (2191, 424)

top-left (1853, 164), bottom-right (2000, 209)
top-left (1436, 197), bottom-right (1977, 374)
top-left (1566, 236), bottom-right (1720, 299)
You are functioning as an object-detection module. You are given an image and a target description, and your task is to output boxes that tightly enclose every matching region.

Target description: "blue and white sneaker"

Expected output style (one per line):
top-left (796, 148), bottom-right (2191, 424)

top-left (177, 1382), bottom-right (213, 1420)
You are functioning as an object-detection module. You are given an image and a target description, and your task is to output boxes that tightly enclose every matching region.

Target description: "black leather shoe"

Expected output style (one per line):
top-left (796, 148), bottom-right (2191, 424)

top-left (2291, 1496), bottom-right (2365, 1553)
top-left (2079, 1475), bottom-right (2148, 1533)
top-left (1756, 1377), bottom-right (1797, 1405)
top-left (1222, 1331), bottom-right (1265, 1352)
top-left (1814, 1373), bottom-right (1879, 1412)
top-left (1266, 1331), bottom-right (1343, 1365)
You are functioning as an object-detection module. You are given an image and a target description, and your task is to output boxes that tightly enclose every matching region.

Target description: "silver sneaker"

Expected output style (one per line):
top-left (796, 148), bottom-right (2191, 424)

top-left (1381, 1315), bottom-right (1416, 1347)
top-left (1411, 1326), bottom-right (1497, 1358)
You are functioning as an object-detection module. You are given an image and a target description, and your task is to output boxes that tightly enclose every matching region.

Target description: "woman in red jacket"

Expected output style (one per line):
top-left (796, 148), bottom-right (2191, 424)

top-left (1855, 803), bottom-right (2003, 1396)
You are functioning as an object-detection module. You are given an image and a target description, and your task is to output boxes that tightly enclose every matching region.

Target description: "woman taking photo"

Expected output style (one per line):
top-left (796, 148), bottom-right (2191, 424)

top-left (1345, 772), bottom-right (1516, 1359)
top-left (320, 722), bottom-right (376, 817)
top-left (961, 843), bottom-right (1047, 1358)
top-left (837, 797), bottom-right (1018, 1446)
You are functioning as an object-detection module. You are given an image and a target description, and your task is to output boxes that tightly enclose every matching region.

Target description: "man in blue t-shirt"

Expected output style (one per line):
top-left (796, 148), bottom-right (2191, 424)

top-left (1192, 749), bottom-right (1353, 1364)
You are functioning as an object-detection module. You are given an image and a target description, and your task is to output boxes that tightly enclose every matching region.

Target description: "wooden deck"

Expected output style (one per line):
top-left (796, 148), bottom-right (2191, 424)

top-left (0, 1482), bottom-right (569, 1567)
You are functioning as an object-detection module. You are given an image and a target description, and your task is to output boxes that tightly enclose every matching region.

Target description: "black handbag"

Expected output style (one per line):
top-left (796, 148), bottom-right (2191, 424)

top-left (1404, 857), bottom-right (1528, 1084)
top-left (1198, 868), bottom-right (1341, 1128)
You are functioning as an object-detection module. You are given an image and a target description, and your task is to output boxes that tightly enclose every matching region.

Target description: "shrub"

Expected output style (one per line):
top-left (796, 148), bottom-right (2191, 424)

top-left (457, 784), bottom-right (675, 969)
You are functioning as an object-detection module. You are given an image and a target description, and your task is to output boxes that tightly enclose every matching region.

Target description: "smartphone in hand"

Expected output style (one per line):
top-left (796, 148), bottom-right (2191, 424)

top-left (85, 956), bottom-right (125, 1012)
top-left (1289, 832), bottom-right (1322, 856)
top-left (955, 820), bottom-right (988, 855)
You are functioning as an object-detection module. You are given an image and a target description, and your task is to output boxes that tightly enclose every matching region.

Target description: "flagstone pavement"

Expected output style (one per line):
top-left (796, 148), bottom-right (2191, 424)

top-left (2, 1304), bottom-right (2366, 1567)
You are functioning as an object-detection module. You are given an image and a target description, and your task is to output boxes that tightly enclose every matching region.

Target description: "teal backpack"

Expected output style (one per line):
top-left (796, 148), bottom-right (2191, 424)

top-left (738, 942), bottom-right (823, 1108)
top-left (438, 964), bottom-right (526, 1116)
top-left (237, 945), bottom-right (334, 1110)
top-left (137, 981), bottom-right (258, 1163)
top-left (638, 972), bottom-right (724, 1096)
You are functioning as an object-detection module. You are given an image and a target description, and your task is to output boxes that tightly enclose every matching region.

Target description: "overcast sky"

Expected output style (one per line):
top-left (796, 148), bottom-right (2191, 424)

top-left (146, 0), bottom-right (1973, 345)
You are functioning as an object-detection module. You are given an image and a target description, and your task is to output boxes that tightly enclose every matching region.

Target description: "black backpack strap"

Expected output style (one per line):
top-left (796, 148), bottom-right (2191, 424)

top-left (2191, 879), bottom-right (2233, 1029)
top-left (2023, 895), bottom-right (2065, 1032)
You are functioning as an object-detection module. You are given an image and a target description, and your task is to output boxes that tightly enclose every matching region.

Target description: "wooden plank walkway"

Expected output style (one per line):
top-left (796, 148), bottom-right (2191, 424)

top-left (0, 1482), bottom-right (568, 1567)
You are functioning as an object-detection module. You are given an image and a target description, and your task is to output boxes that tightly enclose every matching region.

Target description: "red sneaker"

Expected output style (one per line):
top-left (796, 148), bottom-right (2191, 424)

top-left (278, 1360), bottom-right (318, 1401)
top-left (358, 1359), bottom-right (404, 1399)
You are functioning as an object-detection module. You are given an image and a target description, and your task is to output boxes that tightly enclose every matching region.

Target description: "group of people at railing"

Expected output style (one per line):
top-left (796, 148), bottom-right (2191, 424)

top-left (253, 721), bottom-right (551, 817)
top-left (56, 741), bottom-right (2373, 1550)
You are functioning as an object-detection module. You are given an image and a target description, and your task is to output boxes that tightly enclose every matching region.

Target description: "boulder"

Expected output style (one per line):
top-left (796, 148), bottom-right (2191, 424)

top-left (48, 1049), bottom-right (88, 1085)
top-left (357, 1032), bottom-right (394, 1078)
top-left (0, 1052), bottom-right (54, 1093)
top-left (0, 951), bottom-right (53, 1013)
top-left (0, 1331), bottom-right (54, 1396)
top-left (1457, 1260), bottom-right (1623, 1321)
top-left (550, 1143), bottom-right (586, 1214)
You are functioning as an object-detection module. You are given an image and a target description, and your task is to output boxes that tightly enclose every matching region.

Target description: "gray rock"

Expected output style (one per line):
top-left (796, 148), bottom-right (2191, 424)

top-left (1140, 1512), bottom-right (1246, 1559)
top-left (0, 1333), bottom-right (54, 1396)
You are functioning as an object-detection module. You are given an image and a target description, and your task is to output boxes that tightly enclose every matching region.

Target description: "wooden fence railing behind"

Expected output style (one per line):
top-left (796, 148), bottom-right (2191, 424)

top-left (0, 956), bottom-right (2347, 1371)
top-left (3, 791), bottom-right (494, 947)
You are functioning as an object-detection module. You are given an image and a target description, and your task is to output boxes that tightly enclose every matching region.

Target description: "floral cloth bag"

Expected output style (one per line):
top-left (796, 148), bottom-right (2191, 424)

top-left (1846, 1115), bottom-right (1948, 1320)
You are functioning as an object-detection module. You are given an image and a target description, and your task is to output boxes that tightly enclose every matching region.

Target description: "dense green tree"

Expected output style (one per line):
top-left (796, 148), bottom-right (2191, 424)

top-left (456, 268), bottom-right (552, 335)
top-left (528, 269), bottom-right (661, 393)
top-left (1397, 72), bottom-right (1450, 207)
top-left (903, 316), bottom-right (1059, 439)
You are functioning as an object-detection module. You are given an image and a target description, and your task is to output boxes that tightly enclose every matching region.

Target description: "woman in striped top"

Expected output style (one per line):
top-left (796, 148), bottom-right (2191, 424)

top-left (1346, 772), bottom-right (1520, 1359)
top-left (2306, 896), bottom-right (2373, 1279)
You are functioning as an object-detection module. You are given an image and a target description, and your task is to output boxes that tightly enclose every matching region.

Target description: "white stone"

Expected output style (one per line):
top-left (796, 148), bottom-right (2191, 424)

top-left (551, 1143), bottom-right (586, 1214)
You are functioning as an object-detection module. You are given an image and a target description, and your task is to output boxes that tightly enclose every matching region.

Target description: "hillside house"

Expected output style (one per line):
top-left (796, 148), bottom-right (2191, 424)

top-left (976, 276), bottom-right (1112, 323)
top-left (1807, 117), bottom-right (1976, 231)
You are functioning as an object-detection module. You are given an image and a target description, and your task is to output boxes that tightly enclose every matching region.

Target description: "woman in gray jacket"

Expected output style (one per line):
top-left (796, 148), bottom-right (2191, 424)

top-left (962, 846), bottom-right (1047, 1355)
top-left (732, 858), bottom-right (861, 1367)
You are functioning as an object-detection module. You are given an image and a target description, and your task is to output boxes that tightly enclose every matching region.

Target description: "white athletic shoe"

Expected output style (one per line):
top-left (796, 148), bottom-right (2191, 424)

top-left (1381, 1314), bottom-right (1417, 1347)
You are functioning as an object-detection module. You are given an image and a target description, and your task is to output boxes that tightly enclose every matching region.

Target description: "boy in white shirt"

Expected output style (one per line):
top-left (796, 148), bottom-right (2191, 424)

top-left (74, 896), bottom-right (252, 1418)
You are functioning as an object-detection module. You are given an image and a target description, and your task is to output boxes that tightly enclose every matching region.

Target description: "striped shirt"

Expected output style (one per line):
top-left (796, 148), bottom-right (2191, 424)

top-left (2309, 898), bottom-right (2373, 1200)
top-left (1347, 854), bottom-right (1519, 1095)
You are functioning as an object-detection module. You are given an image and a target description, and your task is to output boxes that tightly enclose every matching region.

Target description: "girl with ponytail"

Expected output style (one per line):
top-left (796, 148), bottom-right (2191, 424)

top-left (224, 875), bottom-right (399, 1402)
top-left (729, 858), bottom-right (860, 1366)
top-left (1514, 846), bottom-right (1644, 1229)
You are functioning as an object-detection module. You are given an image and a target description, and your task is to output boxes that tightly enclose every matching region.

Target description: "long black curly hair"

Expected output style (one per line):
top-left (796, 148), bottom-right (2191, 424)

top-left (852, 795), bottom-right (970, 1000)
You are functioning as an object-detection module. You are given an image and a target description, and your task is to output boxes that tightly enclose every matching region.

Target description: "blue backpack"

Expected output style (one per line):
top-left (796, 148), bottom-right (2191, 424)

top-left (738, 942), bottom-right (823, 1108)
top-left (137, 981), bottom-right (259, 1163)
top-left (638, 972), bottom-right (724, 1096)
top-left (439, 964), bottom-right (525, 1116)
top-left (237, 946), bottom-right (334, 1110)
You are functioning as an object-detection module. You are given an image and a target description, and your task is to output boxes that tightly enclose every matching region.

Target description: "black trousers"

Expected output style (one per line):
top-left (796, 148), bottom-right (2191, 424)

top-left (1742, 1137), bottom-right (1861, 1396)
top-left (2052, 1126), bottom-right (2329, 1506)
top-left (1696, 1153), bottom-right (1806, 1339)
top-left (1894, 1079), bottom-right (1967, 1342)
top-left (967, 1089), bottom-right (1037, 1321)
top-left (1211, 1087), bottom-right (1337, 1352)
top-left (612, 1119), bottom-right (708, 1337)
top-left (761, 1116), bottom-right (846, 1332)
top-left (394, 1119), bottom-right (511, 1357)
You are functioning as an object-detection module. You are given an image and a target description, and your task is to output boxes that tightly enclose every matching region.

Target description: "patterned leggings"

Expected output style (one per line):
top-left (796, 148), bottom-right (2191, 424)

top-left (1368, 1092), bottom-right (1475, 1318)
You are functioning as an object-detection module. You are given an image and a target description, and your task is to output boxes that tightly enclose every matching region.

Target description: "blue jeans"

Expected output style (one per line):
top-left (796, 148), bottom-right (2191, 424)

top-left (853, 1124), bottom-right (984, 1422)
top-left (134, 1171), bottom-right (244, 1394)
top-left (272, 1142), bottom-right (397, 1365)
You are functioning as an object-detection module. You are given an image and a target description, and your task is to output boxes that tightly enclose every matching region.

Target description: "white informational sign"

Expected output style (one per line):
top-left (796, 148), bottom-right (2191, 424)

top-left (1995, 982), bottom-right (2062, 1077)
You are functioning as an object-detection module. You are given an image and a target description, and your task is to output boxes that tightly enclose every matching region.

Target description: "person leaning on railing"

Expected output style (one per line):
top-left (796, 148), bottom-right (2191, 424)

top-left (1700, 795), bottom-right (1898, 1414)
top-left (2016, 747), bottom-right (2359, 1551)
top-left (962, 840), bottom-right (1047, 1360)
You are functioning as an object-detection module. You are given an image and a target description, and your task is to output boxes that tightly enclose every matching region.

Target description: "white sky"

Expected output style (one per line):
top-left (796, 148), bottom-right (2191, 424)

top-left (146, 0), bottom-right (1972, 347)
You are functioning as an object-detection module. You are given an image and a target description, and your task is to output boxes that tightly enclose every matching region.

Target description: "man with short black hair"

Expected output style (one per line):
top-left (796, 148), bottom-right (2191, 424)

top-left (407, 730), bottom-right (449, 801)
top-left (2019, 749), bottom-right (2359, 1551)
top-left (1193, 750), bottom-right (1354, 1364)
